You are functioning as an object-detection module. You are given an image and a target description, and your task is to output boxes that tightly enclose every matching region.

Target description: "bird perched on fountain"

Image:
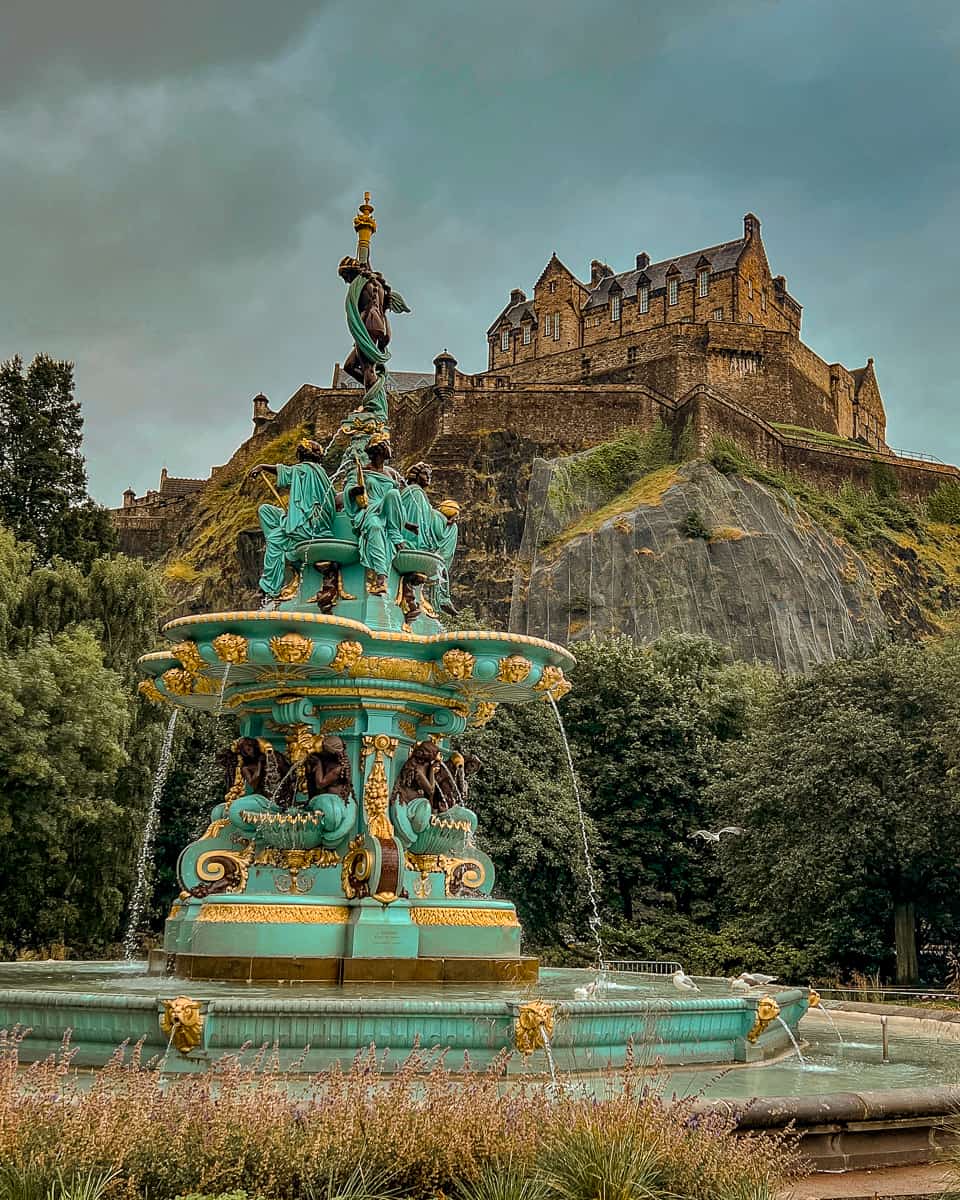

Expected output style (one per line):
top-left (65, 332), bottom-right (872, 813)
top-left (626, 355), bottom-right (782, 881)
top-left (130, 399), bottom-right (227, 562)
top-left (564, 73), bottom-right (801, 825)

top-left (726, 976), bottom-right (752, 992)
top-left (738, 971), bottom-right (778, 988)
top-left (691, 826), bottom-right (744, 842)
top-left (672, 969), bottom-right (700, 993)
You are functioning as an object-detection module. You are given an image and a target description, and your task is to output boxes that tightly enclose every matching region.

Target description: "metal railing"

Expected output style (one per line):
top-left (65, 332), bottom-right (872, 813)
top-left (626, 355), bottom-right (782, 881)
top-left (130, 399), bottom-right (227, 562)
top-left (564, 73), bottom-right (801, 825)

top-left (600, 959), bottom-right (683, 976)
top-left (887, 447), bottom-right (945, 464)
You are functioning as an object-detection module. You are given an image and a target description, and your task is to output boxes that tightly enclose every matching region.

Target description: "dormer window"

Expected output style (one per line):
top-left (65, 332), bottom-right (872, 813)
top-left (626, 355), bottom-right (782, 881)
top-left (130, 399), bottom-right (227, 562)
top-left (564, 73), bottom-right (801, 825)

top-left (698, 269), bottom-right (709, 298)
top-left (543, 313), bottom-right (552, 338)
top-left (667, 277), bottom-right (679, 306)
top-left (638, 284), bottom-right (649, 314)
top-left (522, 323), bottom-right (531, 345)
top-left (500, 328), bottom-right (510, 351)
top-left (610, 293), bottom-right (621, 322)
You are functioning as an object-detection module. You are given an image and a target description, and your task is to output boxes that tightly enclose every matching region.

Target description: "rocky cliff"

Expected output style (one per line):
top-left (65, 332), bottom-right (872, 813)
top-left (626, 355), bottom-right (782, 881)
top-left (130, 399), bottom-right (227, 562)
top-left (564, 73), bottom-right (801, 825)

top-left (509, 449), bottom-right (960, 671)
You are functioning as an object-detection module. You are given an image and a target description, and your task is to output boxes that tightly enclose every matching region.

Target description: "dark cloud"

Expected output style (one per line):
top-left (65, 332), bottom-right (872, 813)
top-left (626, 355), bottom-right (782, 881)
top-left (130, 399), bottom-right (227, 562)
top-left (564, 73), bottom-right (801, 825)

top-left (0, 1), bottom-right (324, 99)
top-left (0, 0), bottom-right (957, 502)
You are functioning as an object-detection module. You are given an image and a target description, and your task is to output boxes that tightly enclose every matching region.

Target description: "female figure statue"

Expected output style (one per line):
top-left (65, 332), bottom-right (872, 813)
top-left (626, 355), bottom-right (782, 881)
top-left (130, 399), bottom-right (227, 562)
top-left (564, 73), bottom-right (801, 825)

top-left (302, 734), bottom-right (356, 847)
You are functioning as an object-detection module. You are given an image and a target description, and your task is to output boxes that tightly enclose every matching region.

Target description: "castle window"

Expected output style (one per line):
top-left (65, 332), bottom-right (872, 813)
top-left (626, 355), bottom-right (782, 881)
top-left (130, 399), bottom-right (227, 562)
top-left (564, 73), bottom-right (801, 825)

top-left (639, 284), bottom-right (649, 314)
top-left (543, 313), bottom-right (552, 338)
top-left (610, 294), bottom-right (621, 322)
top-left (667, 277), bottom-right (679, 306)
top-left (522, 323), bottom-right (531, 345)
top-left (746, 313), bottom-right (753, 324)
top-left (549, 281), bottom-right (557, 294)
top-left (581, 357), bottom-right (591, 375)
top-left (627, 346), bottom-right (639, 364)
top-left (761, 289), bottom-right (767, 313)
top-left (554, 313), bottom-right (561, 340)
top-left (747, 279), bottom-right (753, 300)
top-left (500, 328), bottom-right (510, 351)
top-left (698, 269), bottom-right (709, 298)
top-left (712, 307), bottom-right (723, 321)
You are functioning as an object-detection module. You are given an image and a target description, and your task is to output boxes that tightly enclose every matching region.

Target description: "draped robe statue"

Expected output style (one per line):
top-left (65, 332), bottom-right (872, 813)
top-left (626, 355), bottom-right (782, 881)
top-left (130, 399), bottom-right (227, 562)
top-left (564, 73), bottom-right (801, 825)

top-left (399, 462), bottom-right (458, 614)
top-left (342, 436), bottom-right (405, 594)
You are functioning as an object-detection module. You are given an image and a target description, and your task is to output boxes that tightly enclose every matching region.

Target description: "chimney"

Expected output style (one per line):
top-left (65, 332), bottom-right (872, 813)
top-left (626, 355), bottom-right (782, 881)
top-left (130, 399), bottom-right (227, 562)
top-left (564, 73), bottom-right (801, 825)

top-left (160, 467), bottom-right (168, 487)
top-left (743, 212), bottom-right (761, 240)
top-left (635, 252), bottom-right (650, 270)
top-left (773, 274), bottom-right (786, 292)
top-left (509, 288), bottom-right (526, 305)
top-left (122, 487), bottom-right (135, 508)
top-left (433, 348), bottom-right (457, 390)
top-left (590, 260), bottom-right (613, 286)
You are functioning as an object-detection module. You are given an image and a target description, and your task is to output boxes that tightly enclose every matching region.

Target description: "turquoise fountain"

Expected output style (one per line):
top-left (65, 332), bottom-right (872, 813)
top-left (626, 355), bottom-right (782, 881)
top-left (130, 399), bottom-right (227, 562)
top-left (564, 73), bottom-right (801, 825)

top-left (0, 195), bottom-right (807, 1073)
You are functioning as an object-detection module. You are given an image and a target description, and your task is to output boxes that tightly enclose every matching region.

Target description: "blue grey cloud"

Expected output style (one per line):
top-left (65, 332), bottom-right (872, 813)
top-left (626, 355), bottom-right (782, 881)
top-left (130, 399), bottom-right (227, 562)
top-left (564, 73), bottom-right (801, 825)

top-left (0, 0), bottom-right (957, 500)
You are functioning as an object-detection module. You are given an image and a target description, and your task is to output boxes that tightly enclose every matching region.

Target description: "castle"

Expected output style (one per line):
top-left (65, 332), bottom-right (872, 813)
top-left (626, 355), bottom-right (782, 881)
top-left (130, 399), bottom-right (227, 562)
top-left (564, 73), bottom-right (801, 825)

top-left (113, 212), bottom-right (958, 626)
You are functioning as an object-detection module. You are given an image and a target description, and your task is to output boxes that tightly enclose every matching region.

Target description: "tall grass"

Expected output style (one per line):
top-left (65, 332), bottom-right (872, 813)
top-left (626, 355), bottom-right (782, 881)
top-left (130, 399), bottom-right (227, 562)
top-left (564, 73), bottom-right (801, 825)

top-left (0, 1030), bottom-right (798, 1200)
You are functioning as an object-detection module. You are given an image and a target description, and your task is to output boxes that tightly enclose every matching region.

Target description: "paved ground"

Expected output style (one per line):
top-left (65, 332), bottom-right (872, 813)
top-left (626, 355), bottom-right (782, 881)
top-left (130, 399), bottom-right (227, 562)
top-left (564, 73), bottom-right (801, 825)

top-left (782, 1163), bottom-right (952, 1198)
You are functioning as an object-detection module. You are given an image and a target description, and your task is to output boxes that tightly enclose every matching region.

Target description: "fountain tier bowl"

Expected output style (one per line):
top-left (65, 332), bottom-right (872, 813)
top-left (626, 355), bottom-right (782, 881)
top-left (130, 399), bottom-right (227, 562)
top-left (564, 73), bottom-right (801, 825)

top-left (0, 963), bottom-right (807, 1075)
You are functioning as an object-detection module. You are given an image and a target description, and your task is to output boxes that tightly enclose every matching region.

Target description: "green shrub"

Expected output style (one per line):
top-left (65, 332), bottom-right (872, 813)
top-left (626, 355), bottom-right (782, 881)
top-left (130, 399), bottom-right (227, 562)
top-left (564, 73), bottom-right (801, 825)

top-left (928, 480), bottom-right (960, 525)
top-left (546, 423), bottom-right (673, 521)
top-left (680, 510), bottom-right (711, 540)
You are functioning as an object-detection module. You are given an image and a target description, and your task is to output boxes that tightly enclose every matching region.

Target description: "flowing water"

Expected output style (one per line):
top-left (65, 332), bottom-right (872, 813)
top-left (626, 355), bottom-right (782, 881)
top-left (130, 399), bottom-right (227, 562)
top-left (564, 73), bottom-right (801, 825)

top-left (122, 710), bottom-right (180, 960)
top-left (817, 1004), bottom-right (845, 1045)
top-left (547, 694), bottom-right (605, 970)
top-left (775, 1014), bottom-right (806, 1065)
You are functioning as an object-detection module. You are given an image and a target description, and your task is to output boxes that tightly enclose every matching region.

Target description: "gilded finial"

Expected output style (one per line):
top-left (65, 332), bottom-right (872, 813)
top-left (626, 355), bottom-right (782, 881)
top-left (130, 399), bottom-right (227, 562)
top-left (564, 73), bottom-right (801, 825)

top-left (354, 192), bottom-right (377, 264)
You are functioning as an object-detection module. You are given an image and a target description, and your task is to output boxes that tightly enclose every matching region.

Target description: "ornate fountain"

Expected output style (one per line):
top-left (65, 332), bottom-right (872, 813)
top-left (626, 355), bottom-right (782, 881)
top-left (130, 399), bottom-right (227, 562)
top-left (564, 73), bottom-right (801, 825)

top-left (0, 197), bottom-right (808, 1075)
top-left (137, 194), bottom-right (574, 984)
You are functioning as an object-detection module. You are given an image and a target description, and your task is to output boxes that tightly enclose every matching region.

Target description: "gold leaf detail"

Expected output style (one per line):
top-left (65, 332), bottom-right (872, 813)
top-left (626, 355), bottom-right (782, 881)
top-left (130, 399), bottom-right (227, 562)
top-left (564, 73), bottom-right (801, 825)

top-left (353, 656), bottom-right (433, 683)
top-left (470, 701), bottom-right (498, 727)
top-left (360, 734), bottom-right (398, 837)
top-left (138, 678), bottom-right (167, 705)
top-left (170, 640), bottom-right (204, 675)
top-left (159, 996), bottom-right (203, 1054)
top-left (269, 632), bottom-right (313, 664)
top-left (497, 655), bottom-right (532, 684)
top-left (212, 633), bottom-right (248, 664)
top-left (320, 716), bottom-right (355, 735)
top-left (330, 640), bottom-right (364, 672)
top-left (409, 907), bottom-right (518, 927)
top-left (196, 903), bottom-right (350, 923)
top-left (397, 718), bottom-right (418, 740)
top-left (441, 648), bottom-right (476, 680)
top-left (161, 667), bottom-right (217, 697)
top-left (514, 999), bottom-right (555, 1056)
top-left (534, 665), bottom-right (572, 701)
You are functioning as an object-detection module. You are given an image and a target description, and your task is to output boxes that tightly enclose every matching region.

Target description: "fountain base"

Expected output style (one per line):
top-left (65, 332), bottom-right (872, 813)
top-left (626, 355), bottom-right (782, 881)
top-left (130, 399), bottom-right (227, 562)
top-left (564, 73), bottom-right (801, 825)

top-left (150, 950), bottom-right (539, 984)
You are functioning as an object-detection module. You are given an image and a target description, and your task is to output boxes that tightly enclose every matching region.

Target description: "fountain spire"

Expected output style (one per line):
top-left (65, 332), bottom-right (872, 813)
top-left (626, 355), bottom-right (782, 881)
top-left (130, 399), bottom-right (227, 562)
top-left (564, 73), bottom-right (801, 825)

top-left (353, 191), bottom-right (377, 265)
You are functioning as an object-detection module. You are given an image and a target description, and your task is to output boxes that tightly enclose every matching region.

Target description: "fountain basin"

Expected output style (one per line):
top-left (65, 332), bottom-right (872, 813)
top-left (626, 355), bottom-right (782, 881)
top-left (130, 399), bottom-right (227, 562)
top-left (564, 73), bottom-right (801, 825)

top-left (0, 962), bottom-right (806, 1075)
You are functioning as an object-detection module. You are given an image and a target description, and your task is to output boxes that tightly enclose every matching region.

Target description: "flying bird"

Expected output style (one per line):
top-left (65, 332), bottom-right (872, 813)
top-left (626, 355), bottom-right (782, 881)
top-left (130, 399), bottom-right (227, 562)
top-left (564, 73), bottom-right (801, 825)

top-left (672, 969), bottom-right (700, 993)
top-left (691, 827), bottom-right (744, 842)
top-left (738, 972), bottom-right (778, 988)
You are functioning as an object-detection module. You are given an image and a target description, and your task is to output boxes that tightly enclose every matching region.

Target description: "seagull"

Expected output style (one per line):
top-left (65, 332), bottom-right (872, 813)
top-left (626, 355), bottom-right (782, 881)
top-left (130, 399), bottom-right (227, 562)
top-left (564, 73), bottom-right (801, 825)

top-left (672, 969), bottom-right (700, 993)
top-left (574, 980), bottom-right (598, 999)
top-left (738, 972), bottom-right (778, 988)
top-left (691, 827), bottom-right (744, 842)
top-left (726, 976), bottom-right (751, 992)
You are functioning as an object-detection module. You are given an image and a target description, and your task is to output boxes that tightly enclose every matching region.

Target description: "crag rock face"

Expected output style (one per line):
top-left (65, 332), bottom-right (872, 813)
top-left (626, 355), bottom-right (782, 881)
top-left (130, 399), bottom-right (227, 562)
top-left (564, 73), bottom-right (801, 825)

top-left (510, 460), bottom-right (888, 672)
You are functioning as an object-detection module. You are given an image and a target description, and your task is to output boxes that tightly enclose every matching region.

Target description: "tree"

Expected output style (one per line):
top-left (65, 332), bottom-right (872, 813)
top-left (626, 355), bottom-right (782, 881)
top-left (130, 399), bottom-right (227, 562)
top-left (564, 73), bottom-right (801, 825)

top-left (462, 701), bottom-right (597, 951)
top-left (0, 354), bottom-right (114, 565)
top-left (557, 634), bottom-right (761, 923)
top-left (712, 641), bottom-right (960, 983)
top-left (0, 525), bottom-right (168, 955)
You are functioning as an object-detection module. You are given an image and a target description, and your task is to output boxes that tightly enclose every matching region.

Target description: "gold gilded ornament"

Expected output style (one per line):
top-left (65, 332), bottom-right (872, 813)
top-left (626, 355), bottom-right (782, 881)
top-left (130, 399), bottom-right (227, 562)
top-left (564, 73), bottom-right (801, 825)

top-left (341, 835), bottom-right (374, 900)
top-left (514, 999), bottom-right (555, 1056)
top-left (195, 850), bottom-right (250, 894)
top-left (361, 735), bottom-right (398, 838)
top-left (470, 701), bottom-right (498, 727)
top-left (159, 996), bottom-right (203, 1054)
top-left (497, 654), bottom-right (532, 684)
top-left (269, 632), bottom-right (313, 664)
top-left (170, 640), bottom-right (204, 676)
top-left (161, 667), bottom-right (217, 697)
top-left (138, 678), bottom-right (167, 705)
top-left (212, 633), bottom-right (248, 664)
top-left (196, 903), bottom-right (349, 923)
top-left (353, 656), bottom-right (433, 683)
top-left (746, 995), bottom-right (781, 1044)
top-left (441, 648), bottom-right (476, 680)
top-left (320, 716), bottom-right (355, 735)
top-left (409, 907), bottom-right (518, 927)
top-left (330, 640), bottom-right (364, 672)
top-left (807, 990), bottom-right (821, 1009)
top-left (534, 665), bottom-right (572, 701)
top-left (397, 718), bottom-right (418, 740)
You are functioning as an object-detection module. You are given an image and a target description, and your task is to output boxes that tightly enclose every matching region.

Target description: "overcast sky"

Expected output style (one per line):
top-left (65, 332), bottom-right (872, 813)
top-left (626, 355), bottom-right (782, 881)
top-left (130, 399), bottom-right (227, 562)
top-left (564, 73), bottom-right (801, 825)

top-left (2, 0), bottom-right (958, 503)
